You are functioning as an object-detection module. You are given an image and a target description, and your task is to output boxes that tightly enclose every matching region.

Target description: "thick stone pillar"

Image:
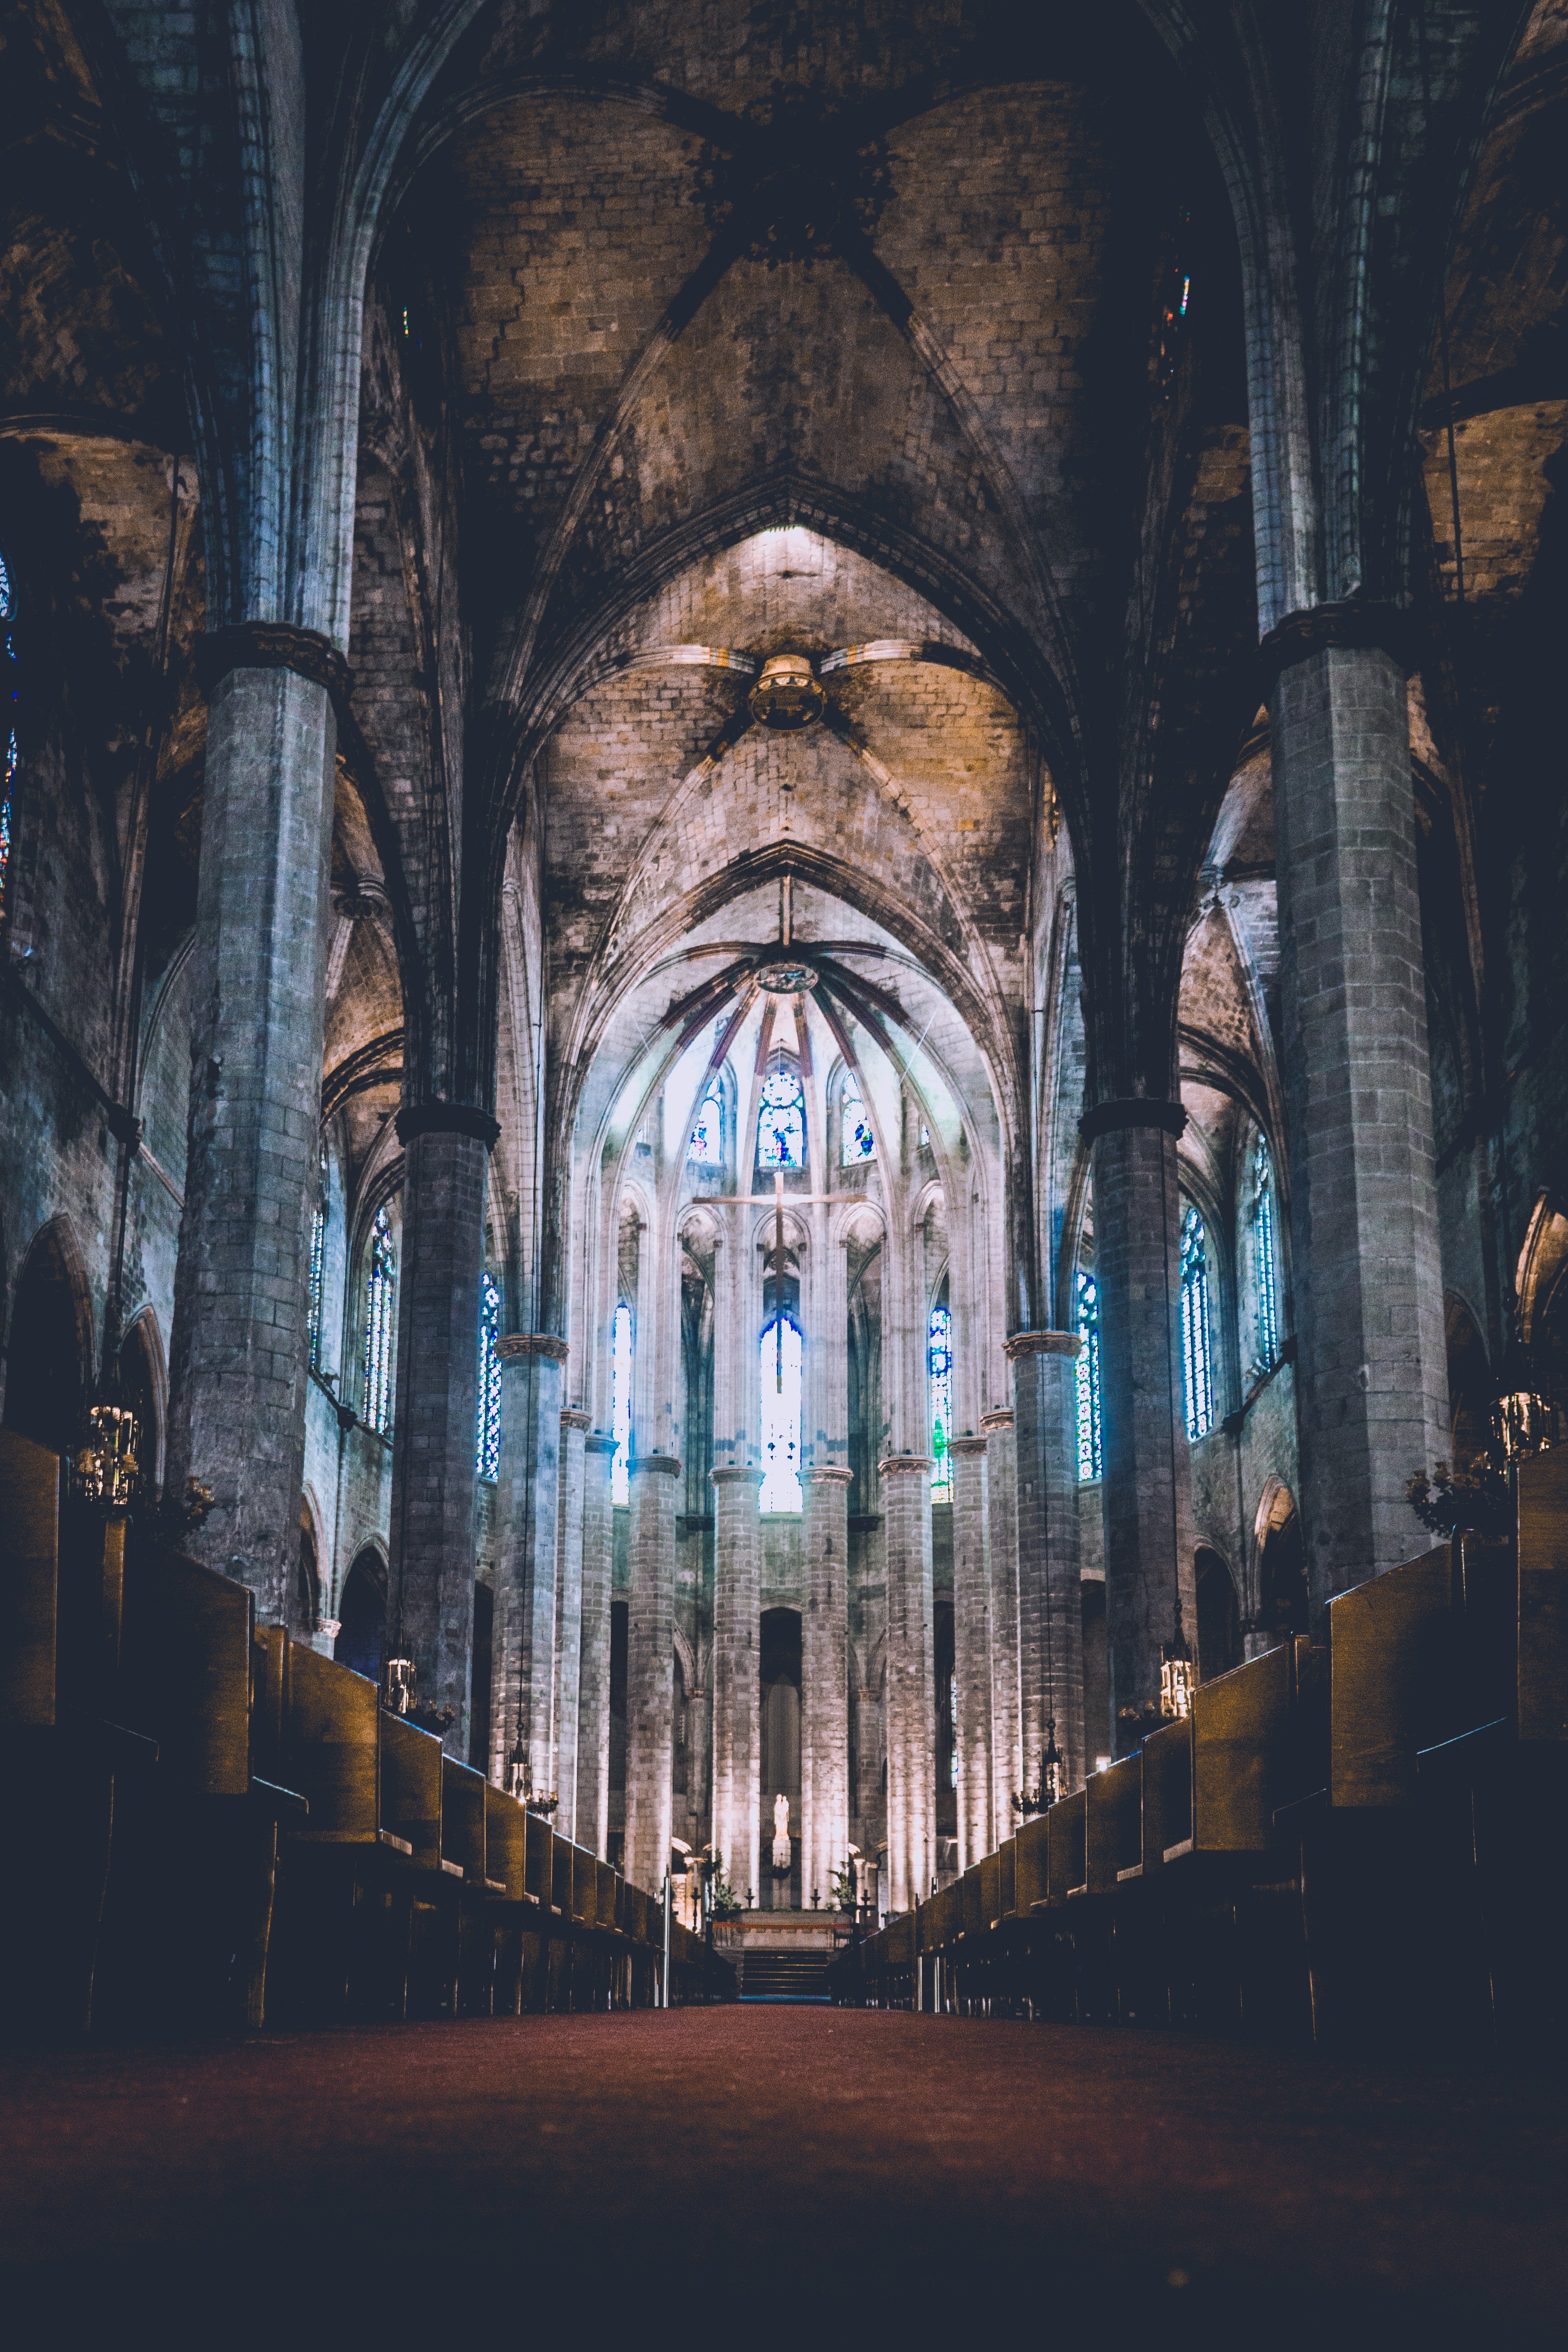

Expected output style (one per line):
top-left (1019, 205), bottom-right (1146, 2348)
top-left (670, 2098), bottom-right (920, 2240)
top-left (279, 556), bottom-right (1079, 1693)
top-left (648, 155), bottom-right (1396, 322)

top-left (386, 1109), bottom-right (496, 1752)
top-left (1268, 620), bottom-right (1448, 1610)
top-left (552, 1408), bottom-right (589, 1829)
top-left (1084, 1107), bottom-right (1196, 1757)
top-left (879, 1453), bottom-right (934, 1915)
top-left (493, 1333), bottom-right (568, 1792)
top-left (167, 632), bottom-right (344, 1619)
top-left (948, 1436), bottom-right (992, 1870)
top-left (624, 1451), bottom-right (679, 1893)
top-left (980, 1407), bottom-right (1020, 1844)
top-left (575, 1430), bottom-right (617, 1855)
top-left (710, 1465), bottom-right (762, 1904)
top-left (802, 1463), bottom-right (853, 1907)
top-left (1007, 1333), bottom-right (1086, 1796)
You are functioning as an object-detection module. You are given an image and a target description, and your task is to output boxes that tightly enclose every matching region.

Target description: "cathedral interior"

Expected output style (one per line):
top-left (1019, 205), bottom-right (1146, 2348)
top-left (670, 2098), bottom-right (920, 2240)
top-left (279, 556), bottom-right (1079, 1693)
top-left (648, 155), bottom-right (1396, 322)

top-left (3, 0), bottom-right (1568, 2333)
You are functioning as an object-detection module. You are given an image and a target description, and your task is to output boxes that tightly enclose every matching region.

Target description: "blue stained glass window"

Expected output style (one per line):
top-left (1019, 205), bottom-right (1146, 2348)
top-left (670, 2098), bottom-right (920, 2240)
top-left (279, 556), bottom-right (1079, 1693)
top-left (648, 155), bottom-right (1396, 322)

top-left (1075, 1268), bottom-right (1102, 1482)
top-left (757, 1068), bottom-right (805, 1169)
top-left (476, 1272), bottom-right (502, 1482)
top-left (1255, 1141), bottom-right (1280, 1369)
top-left (363, 1205), bottom-right (396, 1435)
top-left (841, 1084), bottom-right (874, 1165)
top-left (1, 546), bottom-right (16, 921)
top-left (688, 1079), bottom-right (723, 1167)
top-left (1180, 1206), bottom-right (1214, 1440)
top-left (611, 1301), bottom-right (632, 1507)
top-left (929, 1302), bottom-right (953, 1503)
top-left (307, 1146), bottom-right (328, 1368)
top-left (760, 1315), bottom-right (803, 1512)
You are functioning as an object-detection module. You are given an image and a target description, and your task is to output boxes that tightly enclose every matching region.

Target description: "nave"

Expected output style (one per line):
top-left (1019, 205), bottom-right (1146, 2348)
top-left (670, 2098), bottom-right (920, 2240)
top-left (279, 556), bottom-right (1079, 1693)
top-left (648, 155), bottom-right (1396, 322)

top-left (3, 2008), bottom-right (1564, 2337)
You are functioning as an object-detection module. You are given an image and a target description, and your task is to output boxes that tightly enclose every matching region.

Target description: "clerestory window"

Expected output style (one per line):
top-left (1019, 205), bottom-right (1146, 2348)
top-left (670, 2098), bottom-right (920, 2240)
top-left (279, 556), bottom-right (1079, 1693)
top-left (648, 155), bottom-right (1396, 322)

top-left (841, 1082), bottom-right (874, 1165)
top-left (1254, 1141), bottom-right (1280, 1371)
top-left (362, 1205), bottom-right (397, 1435)
top-left (1180, 1206), bottom-right (1214, 1440)
top-left (476, 1271), bottom-right (502, 1482)
top-left (757, 1067), bottom-right (805, 1170)
top-left (688, 1078), bottom-right (723, 1167)
top-left (1075, 1268), bottom-right (1102, 1482)
top-left (760, 1314), bottom-right (803, 1512)
top-left (611, 1301), bottom-right (632, 1506)
top-left (929, 1300), bottom-right (953, 1503)
top-left (307, 1145), bottom-right (329, 1368)
top-left (0, 544), bottom-right (16, 922)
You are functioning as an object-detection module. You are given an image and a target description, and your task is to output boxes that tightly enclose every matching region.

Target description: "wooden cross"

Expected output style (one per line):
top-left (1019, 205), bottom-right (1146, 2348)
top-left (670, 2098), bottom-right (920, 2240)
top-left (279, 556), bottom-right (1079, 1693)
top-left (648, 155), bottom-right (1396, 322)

top-left (690, 1170), bottom-right (862, 1388)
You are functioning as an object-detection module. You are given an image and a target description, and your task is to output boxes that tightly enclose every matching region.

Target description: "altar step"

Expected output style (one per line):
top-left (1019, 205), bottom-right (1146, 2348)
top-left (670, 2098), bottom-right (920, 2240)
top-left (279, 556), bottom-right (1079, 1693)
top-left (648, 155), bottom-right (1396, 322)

top-left (738, 1950), bottom-right (832, 2004)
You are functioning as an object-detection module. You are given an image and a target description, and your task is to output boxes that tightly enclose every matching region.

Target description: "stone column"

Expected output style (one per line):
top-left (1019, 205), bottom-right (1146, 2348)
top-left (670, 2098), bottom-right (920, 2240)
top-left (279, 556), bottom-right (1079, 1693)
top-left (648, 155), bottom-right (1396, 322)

top-left (575, 1430), bottom-right (617, 1855)
top-left (1007, 1333), bottom-right (1086, 1797)
top-left (980, 1407), bottom-right (1020, 1845)
top-left (802, 1464), bottom-right (853, 1907)
top-left (385, 1108), bottom-right (497, 1752)
top-left (166, 631), bottom-right (344, 1620)
top-left (879, 1453), bottom-right (934, 1915)
top-left (1267, 618), bottom-right (1448, 1612)
top-left (1083, 1105), bottom-right (1196, 1757)
top-left (710, 1466), bottom-right (762, 1905)
top-left (624, 1451), bottom-right (680, 1894)
top-left (552, 1408), bottom-right (590, 1829)
top-left (948, 1436), bottom-right (992, 1870)
top-left (493, 1333), bottom-right (568, 1792)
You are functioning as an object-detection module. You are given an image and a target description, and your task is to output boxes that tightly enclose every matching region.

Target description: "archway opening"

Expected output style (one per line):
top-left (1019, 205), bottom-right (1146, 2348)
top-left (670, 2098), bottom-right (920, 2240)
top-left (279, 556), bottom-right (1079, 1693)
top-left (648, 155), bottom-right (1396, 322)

top-left (3, 1220), bottom-right (89, 1454)
top-left (1196, 1546), bottom-right (1241, 1681)
top-left (335, 1547), bottom-right (387, 1683)
top-left (760, 1606), bottom-right (801, 1910)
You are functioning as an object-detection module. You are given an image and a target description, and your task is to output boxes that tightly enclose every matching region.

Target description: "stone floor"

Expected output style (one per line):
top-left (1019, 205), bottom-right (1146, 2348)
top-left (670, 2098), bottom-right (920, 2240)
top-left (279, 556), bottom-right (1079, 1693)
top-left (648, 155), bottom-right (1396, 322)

top-left (3, 2009), bottom-right (1563, 2339)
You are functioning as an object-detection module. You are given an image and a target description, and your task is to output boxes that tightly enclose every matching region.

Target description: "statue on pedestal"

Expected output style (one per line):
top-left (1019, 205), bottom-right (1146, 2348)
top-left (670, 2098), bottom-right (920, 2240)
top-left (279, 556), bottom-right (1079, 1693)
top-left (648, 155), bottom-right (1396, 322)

top-left (771, 1792), bottom-right (791, 1876)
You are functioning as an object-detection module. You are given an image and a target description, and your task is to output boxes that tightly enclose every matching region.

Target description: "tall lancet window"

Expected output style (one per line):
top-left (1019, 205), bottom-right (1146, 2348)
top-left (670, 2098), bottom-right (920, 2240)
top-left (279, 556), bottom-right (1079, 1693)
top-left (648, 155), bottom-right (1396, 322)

top-left (1180, 1206), bottom-right (1214, 1440)
top-left (476, 1272), bottom-right (502, 1482)
top-left (362, 1205), bottom-right (396, 1435)
top-left (0, 543), bottom-right (16, 920)
top-left (841, 1080), bottom-right (874, 1165)
top-left (928, 1301), bottom-right (953, 1502)
top-left (759, 1316), bottom-right (803, 1512)
top-left (757, 1067), bottom-right (805, 1169)
top-left (1075, 1268), bottom-right (1102, 1482)
top-left (688, 1077), bottom-right (723, 1167)
top-left (307, 1145), bottom-right (329, 1368)
top-left (1254, 1140), bottom-right (1280, 1370)
top-left (611, 1301), bottom-right (633, 1506)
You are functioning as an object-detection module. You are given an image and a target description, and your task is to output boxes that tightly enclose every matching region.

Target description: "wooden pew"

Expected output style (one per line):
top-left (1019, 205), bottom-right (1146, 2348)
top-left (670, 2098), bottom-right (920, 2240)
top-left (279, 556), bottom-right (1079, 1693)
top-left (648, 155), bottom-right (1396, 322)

top-left (441, 1757), bottom-right (499, 2015)
top-left (1013, 1811), bottom-right (1049, 1914)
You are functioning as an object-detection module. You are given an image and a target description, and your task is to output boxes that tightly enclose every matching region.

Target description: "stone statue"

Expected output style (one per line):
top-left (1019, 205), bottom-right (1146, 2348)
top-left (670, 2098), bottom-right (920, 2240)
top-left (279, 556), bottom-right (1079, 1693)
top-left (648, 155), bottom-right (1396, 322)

top-left (771, 1792), bottom-right (791, 1873)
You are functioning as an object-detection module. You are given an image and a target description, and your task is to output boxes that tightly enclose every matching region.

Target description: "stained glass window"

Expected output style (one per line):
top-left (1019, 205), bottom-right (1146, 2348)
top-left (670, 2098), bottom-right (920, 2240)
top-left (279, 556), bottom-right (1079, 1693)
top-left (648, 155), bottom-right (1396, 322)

top-left (362, 1205), bottom-right (396, 1435)
top-left (757, 1067), bottom-right (805, 1169)
top-left (950, 1673), bottom-right (959, 1788)
top-left (476, 1271), bottom-right (502, 1482)
top-left (1075, 1268), bottom-right (1102, 1482)
top-left (688, 1078), bottom-right (722, 1167)
top-left (759, 1315), bottom-right (803, 1511)
top-left (611, 1301), bottom-right (632, 1506)
top-left (841, 1083), bottom-right (874, 1165)
top-left (1180, 1206), bottom-right (1214, 1440)
top-left (307, 1146), bottom-right (328, 1368)
top-left (1, 545), bottom-right (16, 921)
top-left (1255, 1141), bottom-right (1280, 1369)
top-left (929, 1301), bottom-right (953, 1502)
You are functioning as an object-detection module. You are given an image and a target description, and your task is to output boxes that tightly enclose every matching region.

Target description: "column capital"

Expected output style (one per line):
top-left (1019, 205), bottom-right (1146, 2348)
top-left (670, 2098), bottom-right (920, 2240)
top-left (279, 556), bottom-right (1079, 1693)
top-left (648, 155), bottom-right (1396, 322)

top-left (1078, 1098), bottom-right (1185, 1143)
top-left (583, 1432), bottom-right (618, 1457)
top-left (878, 1454), bottom-right (934, 1477)
top-left (1258, 597), bottom-right (1416, 687)
top-left (560, 1408), bottom-right (591, 1432)
top-left (980, 1409), bottom-right (1014, 1433)
top-left (803, 1465), bottom-right (854, 1485)
top-left (948, 1435), bottom-right (989, 1458)
top-left (710, 1465), bottom-right (763, 1487)
top-left (499, 1332), bottom-right (570, 1363)
top-left (197, 620), bottom-right (352, 710)
top-left (629, 1453), bottom-right (681, 1478)
top-left (396, 1099), bottom-right (501, 1150)
top-left (1003, 1330), bottom-right (1080, 1360)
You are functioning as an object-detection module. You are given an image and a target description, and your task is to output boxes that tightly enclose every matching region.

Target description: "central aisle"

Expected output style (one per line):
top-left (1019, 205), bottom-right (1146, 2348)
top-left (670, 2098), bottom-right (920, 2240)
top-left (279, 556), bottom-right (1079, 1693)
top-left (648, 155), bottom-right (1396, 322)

top-left (3, 2009), bottom-right (1563, 2336)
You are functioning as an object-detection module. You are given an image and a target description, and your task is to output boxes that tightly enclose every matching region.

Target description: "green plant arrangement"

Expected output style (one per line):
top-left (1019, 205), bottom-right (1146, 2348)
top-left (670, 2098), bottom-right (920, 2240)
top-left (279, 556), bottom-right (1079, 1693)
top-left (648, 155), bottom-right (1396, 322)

top-left (1407, 1456), bottom-right (1513, 1540)
top-left (709, 1856), bottom-right (744, 1920)
top-left (830, 1860), bottom-right (858, 1912)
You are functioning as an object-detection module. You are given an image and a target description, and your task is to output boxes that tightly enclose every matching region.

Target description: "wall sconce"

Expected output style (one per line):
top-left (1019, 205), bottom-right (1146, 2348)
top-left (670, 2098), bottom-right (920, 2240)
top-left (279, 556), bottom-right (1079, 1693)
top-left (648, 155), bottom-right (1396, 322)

top-left (73, 1404), bottom-right (139, 1513)
top-left (1160, 1592), bottom-right (1195, 1721)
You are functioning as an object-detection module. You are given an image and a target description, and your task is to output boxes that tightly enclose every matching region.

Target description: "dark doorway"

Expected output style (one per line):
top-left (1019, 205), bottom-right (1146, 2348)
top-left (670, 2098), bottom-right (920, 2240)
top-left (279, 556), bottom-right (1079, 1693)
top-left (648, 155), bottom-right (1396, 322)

top-left (760, 1606), bottom-right (802, 1909)
top-left (1196, 1547), bottom-right (1241, 1681)
top-left (1258, 1491), bottom-right (1307, 1639)
top-left (335, 1548), bottom-right (387, 1682)
top-left (297, 1504), bottom-right (322, 1634)
top-left (933, 1598), bottom-right (957, 1838)
top-left (609, 1600), bottom-right (629, 1794)
top-left (3, 1219), bottom-right (89, 1454)
top-left (1081, 1581), bottom-right (1110, 1769)
top-left (118, 1313), bottom-right (164, 1501)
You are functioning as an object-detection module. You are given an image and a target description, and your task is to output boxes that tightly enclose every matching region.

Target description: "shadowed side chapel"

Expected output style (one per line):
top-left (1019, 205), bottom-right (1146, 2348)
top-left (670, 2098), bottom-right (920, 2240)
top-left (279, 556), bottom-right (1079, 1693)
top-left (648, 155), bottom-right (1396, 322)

top-left (1, 0), bottom-right (1567, 2332)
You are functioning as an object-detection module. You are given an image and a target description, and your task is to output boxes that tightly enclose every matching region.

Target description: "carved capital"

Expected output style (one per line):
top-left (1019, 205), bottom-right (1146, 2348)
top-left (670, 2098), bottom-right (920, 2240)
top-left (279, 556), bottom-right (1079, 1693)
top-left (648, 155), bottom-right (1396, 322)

top-left (710, 1465), bottom-right (764, 1487)
top-left (1003, 1330), bottom-right (1081, 1360)
top-left (396, 1099), bottom-right (501, 1150)
top-left (877, 1453), bottom-right (935, 1477)
top-left (584, 1432), bottom-right (619, 1457)
top-left (980, 1409), bottom-right (1014, 1433)
top-left (559, 1408), bottom-right (592, 1432)
top-left (630, 1453), bottom-right (682, 1478)
top-left (948, 1435), bottom-right (989, 1457)
top-left (803, 1465), bottom-right (855, 1485)
top-left (198, 621), bottom-right (353, 710)
top-left (1258, 597), bottom-right (1417, 687)
top-left (1078, 1097), bottom-right (1186, 1144)
top-left (498, 1333), bottom-right (570, 1364)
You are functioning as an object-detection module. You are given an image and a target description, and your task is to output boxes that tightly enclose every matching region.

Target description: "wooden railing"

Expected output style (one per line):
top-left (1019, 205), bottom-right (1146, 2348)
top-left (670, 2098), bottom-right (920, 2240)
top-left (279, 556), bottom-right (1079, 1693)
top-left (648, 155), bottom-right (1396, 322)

top-left (0, 1428), bottom-right (733, 2037)
top-left (832, 1451), bottom-right (1568, 2051)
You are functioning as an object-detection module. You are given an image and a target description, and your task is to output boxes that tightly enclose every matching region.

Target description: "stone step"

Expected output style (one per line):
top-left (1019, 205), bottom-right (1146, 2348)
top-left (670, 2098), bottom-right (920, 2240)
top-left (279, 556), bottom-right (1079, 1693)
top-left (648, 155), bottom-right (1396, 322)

top-left (738, 1950), bottom-right (831, 2003)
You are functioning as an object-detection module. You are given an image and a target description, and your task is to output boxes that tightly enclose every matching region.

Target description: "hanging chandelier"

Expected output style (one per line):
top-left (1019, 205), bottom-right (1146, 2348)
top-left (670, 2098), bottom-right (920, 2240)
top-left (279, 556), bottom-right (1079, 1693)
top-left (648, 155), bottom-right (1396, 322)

top-left (1160, 1591), bottom-right (1195, 1721)
top-left (73, 1402), bottom-right (139, 1513)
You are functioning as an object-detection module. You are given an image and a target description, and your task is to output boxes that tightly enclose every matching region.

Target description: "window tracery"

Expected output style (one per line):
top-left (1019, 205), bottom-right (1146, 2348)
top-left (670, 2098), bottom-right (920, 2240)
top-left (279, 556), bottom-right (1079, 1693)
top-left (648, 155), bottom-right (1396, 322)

top-left (841, 1081), bottom-right (874, 1165)
top-left (1, 546), bottom-right (16, 921)
top-left (759, 1315), bottom-right (803, 1512)
top-left (688, 1078), bottom-right (723, 1167)
top-left (1075, 1268), bottom-right (1102, 1482)
top-left (928, 1300), bottom-right (953, 1502)
top-left (1254, 1141), bottom-right (1280, 1370)
top-left (611, 1301), bottom-right (633, 1506)
top-left (476, 1271), bottom-right (502, 1482)
top-left (757, 1067), bottom-right (805, 1169)
top-left (307, 1146), bottom-right (328, 1368)
top-left (1181, 1206), bottom-right (1214, 1439)
top-left (362, 1205), bottom-right (396, 1435)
